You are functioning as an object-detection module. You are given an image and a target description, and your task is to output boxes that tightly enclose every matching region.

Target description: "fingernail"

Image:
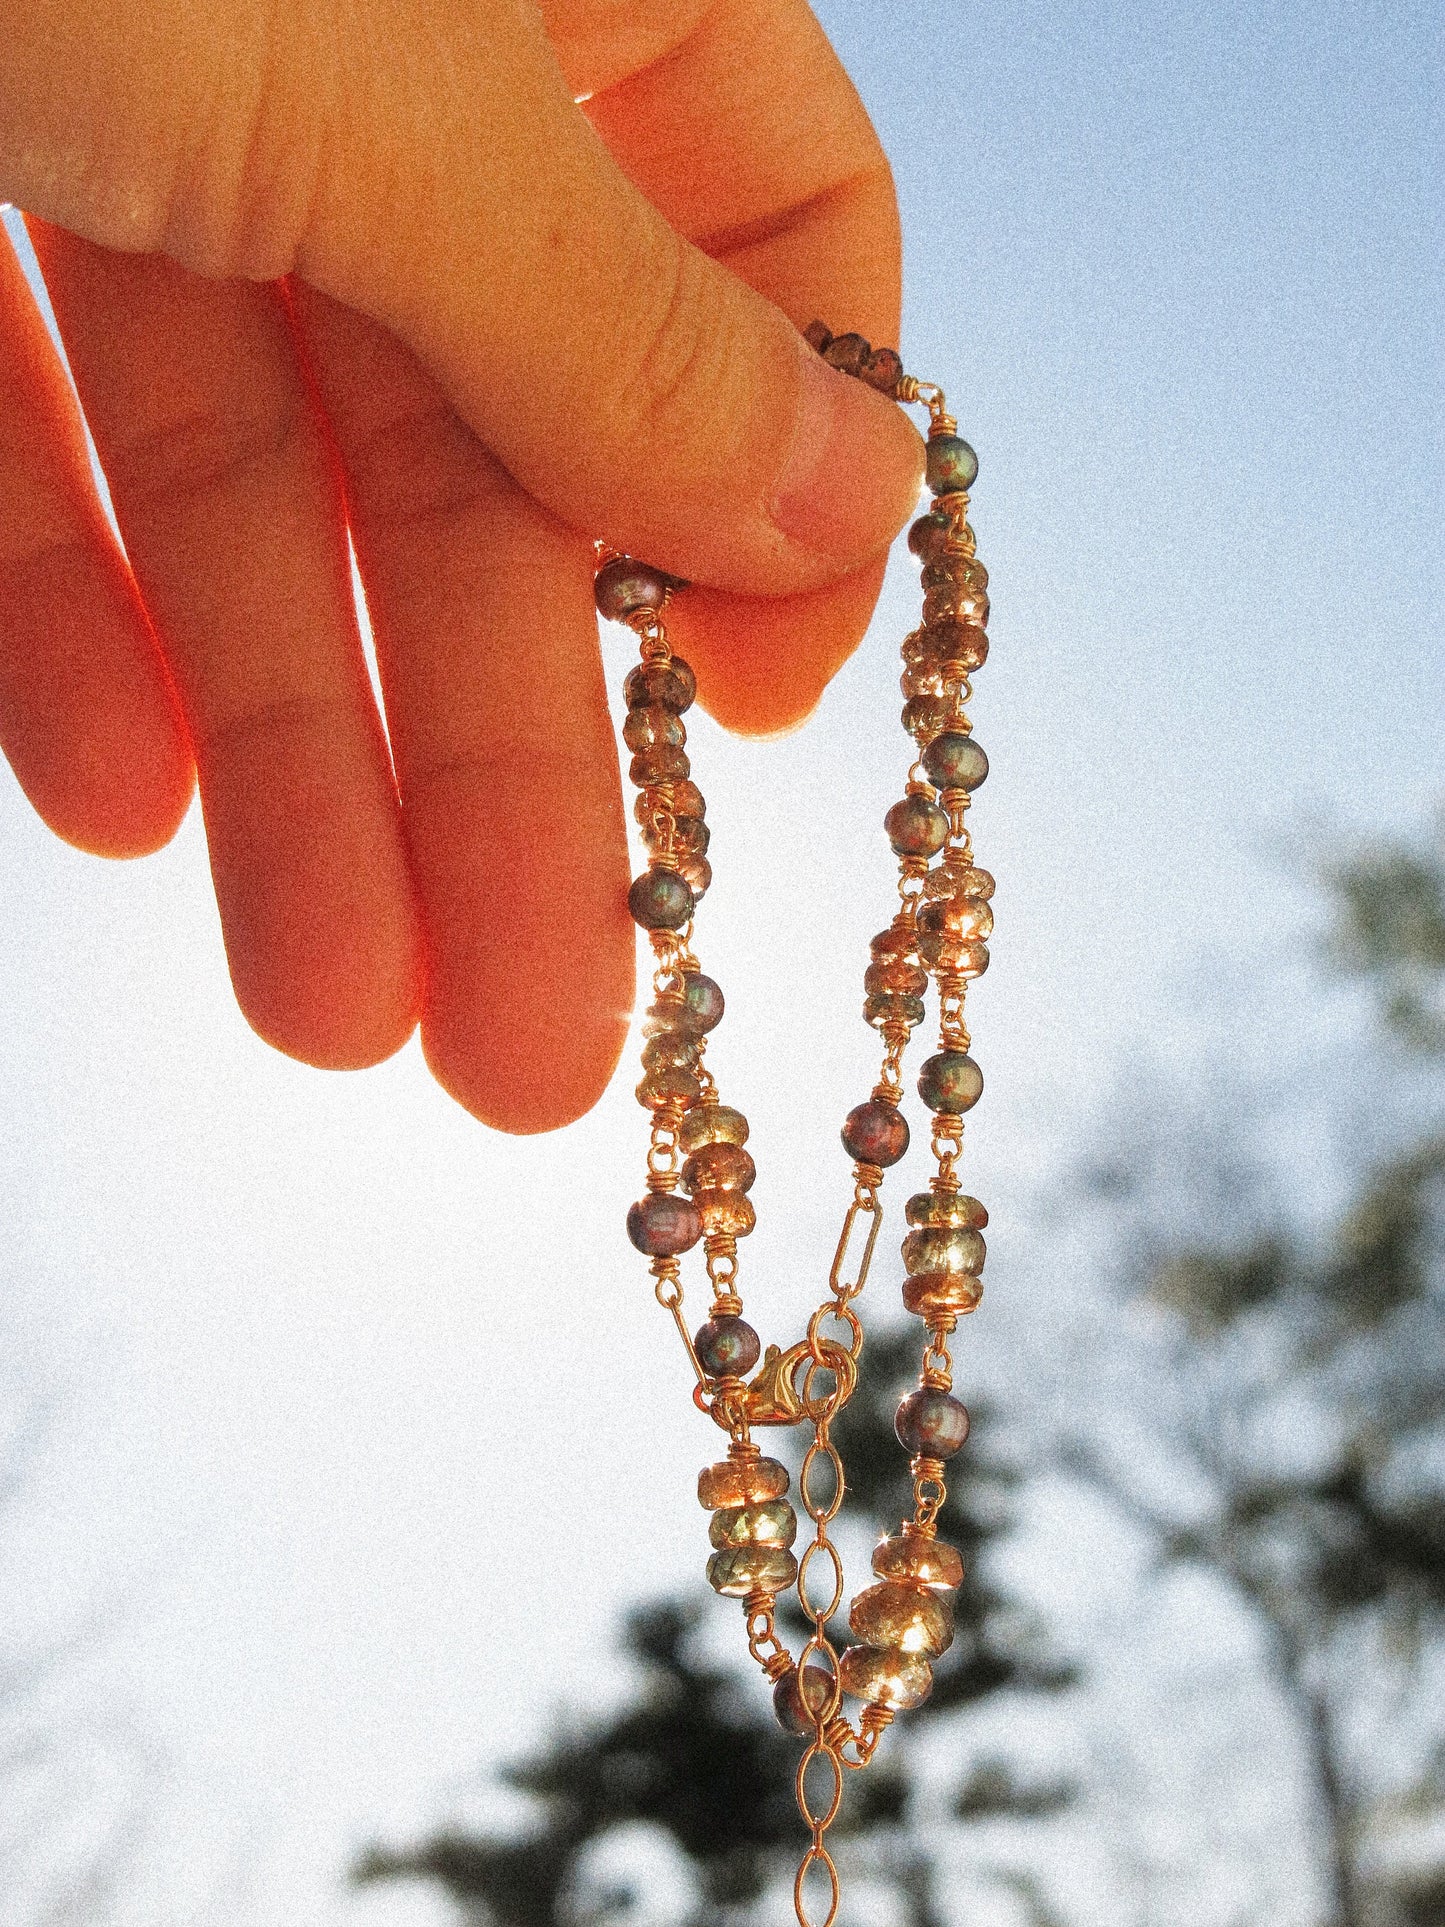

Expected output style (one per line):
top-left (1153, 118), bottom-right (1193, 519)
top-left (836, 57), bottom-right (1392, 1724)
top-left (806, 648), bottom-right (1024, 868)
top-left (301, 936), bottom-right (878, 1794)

top-left (768, 341), bottom-right (925, 563)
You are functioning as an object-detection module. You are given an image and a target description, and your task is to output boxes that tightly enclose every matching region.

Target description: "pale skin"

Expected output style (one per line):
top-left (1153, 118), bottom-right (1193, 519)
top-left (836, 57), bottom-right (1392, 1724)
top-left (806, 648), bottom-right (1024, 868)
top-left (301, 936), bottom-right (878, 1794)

top-left (0, 0), bottom-right (920, 1131)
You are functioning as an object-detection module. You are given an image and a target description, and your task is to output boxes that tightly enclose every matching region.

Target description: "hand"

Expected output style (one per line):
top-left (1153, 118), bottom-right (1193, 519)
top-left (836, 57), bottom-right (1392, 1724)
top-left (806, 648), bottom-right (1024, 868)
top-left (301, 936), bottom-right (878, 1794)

top-left (0, 0), bottom-right (920, 1130)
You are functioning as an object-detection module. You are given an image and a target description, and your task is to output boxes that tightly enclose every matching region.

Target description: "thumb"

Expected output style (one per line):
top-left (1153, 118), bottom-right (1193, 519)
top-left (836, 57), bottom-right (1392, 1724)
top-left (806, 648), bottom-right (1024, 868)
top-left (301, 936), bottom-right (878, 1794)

top-left (0, 0), bottom-right (923, 595)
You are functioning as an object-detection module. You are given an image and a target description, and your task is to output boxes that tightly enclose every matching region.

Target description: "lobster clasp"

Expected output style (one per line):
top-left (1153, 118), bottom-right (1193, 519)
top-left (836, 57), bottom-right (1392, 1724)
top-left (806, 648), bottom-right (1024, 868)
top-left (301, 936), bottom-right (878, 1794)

top-left (741, 1337), bottom-right (857, 1427)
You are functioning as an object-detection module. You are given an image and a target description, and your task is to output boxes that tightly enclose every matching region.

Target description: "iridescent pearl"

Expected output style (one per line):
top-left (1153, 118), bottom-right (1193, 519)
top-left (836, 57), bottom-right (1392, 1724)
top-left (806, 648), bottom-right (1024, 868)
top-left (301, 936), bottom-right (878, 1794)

top-left (901, 1224), bottom-right (987, 1277)
top-left (628, 869), bottom-right (694, 930)
top-left (623, 655), bottom-right (697, 713)
top-left (926, 434), bottom-right (979, 495)
top-left (773, 1663), bottom-right (835, 1735)
top-left (841, 1100), bottom-right (910, 1168)
top-left (595, 557), bottom-right (670, 621)
top-left (709, 1496), bottom-right (797, 1549)
top-left (707, 1544), bottom-right (798, 1598)
top-left (698, 1454), bottom-right (789, 1511)
top-left (680, 972), bottom-right (725, 1033)
top-left (838, 1644), bottom-right (933, 1711)
top-left (917, 1051), bottom-right (983, 1115)
top-left (884, 795), bottom-right (949, 857)
top-left (905, 1191), bottom-right (989, 1229)
top-left (678, 1104), bottom-right (750, 1153)
top-left (895, 1388), bottom-right (971, 1459)
top-left (907, 510), bottom-right (955, 565)
top-left (626, 1192), bottom-right (702, 1256)
top-left (681, 1141), bottom-right (756, 1195)
top-left (921, 732), bottom-right (988, 791)
top-left (695, 1314), bottom-right (762, 1378)
top-left (623, 705), bottom-right (686, 753)
top-left (872, 1530), bottom-right (964, 1593)
top-left (849, 1580), bottom-right (954, 1657)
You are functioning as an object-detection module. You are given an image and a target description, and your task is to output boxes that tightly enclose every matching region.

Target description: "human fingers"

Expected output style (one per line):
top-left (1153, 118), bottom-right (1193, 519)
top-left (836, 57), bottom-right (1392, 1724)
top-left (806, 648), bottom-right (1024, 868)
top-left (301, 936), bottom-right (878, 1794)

top-left (28, 223), bottom-right (420, 1068)
top-left (0, 228), bottom-right (192, 855)
top-left (288, 284), bottom-right (632, 1133)
top-left (0, 0), bottom-right (922, 599)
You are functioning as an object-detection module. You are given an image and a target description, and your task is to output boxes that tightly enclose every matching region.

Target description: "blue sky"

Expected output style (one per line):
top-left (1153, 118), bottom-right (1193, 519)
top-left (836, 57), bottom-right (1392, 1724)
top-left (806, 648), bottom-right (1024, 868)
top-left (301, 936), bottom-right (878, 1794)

top-left (0, 3), bottom-right (1440, 1921)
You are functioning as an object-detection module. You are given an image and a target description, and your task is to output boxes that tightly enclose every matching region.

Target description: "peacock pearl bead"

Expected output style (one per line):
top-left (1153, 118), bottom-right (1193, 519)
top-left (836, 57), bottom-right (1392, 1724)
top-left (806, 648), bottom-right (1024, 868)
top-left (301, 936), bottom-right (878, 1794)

top-left (921, 732), bottom-right (988, 791)
top-left (695, 1314), bottom-right (762, 1379)
top-left (629, 745), bottom-right (690, 787)
top-left (865, 958), bottom-right (928, 996)
top-left (595, 556), bottom-right (670, 621)
top-left (678, 1104), bottom-right (750, 1153)
top-left (693, 1189), bottom-right (757, 1236)
top-left (623, 655), bottom-right (697, 713)
top-left (636, 1063), bottom-right (702, 1111)
top-left (698, 1454), bottom-right (790, 1510)
top-left (895, 1387), bottom-right (971, 1459)
top-left (849, 1580), bottom-right (954, 1657)
top-left (822, 331), bottom-right (870, 375)
top-left (626, 1192), bottom-right (702, 1256)
top-left (679, 971), bottom-right (725, 1033)
top-left (901, 1224), bottom-right (987, 1278)
top-left (908, 509), bottom-right (955, 565)
top-left (707, 1543), bottom-right (798, 1598)
top-left (839, 1643), bottom-right (933, 1711)
top-left (841, 1100), bottom-right (910, 1168)
top-left (623, 705), bottom-right (686, 753)
top-left (709, 1496), bottom-right (797, 1550)
top-left (885, 795), bottom-right (950, 857)
top-left (906, 1191), bottom-right (989, 1229)
top-left (918, 1051), bottom-right (983, 1115)
top-left (681, 1140), bottom-right (756, 1194)
top-left (773, 1662), bottom-right (835, 1735)
top-left (872, 1529), bottom-right (964, 1593)
top-left (628, 869), bottom-right (694, 931)
top-left (926, 433), bottom-right (979, 495)
top-left (864, 992), bottom-right (927, 1031)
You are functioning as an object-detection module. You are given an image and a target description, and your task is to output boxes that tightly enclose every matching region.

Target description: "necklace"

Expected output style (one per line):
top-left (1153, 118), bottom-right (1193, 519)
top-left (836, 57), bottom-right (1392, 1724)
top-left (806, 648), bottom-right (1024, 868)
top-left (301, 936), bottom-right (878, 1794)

top-left (597, 327), bottom-right (990, 1927)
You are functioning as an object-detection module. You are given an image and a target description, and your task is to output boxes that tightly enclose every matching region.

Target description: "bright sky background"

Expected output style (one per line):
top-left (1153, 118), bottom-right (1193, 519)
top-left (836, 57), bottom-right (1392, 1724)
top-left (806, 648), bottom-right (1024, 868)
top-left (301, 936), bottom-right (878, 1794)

top-left (1, 2), bottom-right (1440, 1922)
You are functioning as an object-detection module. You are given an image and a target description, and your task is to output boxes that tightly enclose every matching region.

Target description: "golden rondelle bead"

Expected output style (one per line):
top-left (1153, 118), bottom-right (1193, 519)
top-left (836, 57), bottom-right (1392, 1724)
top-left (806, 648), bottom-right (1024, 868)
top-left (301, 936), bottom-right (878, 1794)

top-left (709, 1498), bottom-right (798, 1551)
top-left (901, 1224), bottom-right (987, 1278)
top-left (698, 1455), bottom-right (790, 1511)
top-left (839, 1643), bottom-right (933, 1711)
top-left (848, 1580), bottom-right (955, 1657)
top-left (872, 1529), bottom-right (965, 1593)
top-left (707, 1544), bottom-right (798, 1598)
top-left (902, 1272), bottom-right (985, 1319)
top-left (694, 1190), bottom-right (757, 1236)
top-left (678, 1104), bottom-right (750, 1153)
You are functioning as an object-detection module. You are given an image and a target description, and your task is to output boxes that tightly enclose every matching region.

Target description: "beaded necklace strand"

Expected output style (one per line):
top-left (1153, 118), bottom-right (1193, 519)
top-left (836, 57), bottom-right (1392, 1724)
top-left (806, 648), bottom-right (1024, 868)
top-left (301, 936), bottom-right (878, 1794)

top-left (596, 328), bottom-right (991, 1927)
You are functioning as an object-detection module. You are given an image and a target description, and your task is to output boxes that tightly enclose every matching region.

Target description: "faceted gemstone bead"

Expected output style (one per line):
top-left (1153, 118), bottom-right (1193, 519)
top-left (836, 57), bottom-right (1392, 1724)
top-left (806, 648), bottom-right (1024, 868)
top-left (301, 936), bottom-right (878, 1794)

top-left (626, 1192), bottom-right (702, 1256)
top-left (902, 693), bottom-right (952, 740)
top-left (926, 433), bottom-right (979, 495)
top-left (694, 1190), bottom-right (757, 1236)
top-left (849, 1580), bottom-right (954, 1657)
top-left (841, 1100), bottom-right (910, 1168)
top-left (773, 1662), bottom-right (835, 1735)
top-left (948, 897), bottom-right (994, 942)
top-left (595, 556), bottom-right (670, 621)
top-left (803, 320), bottom-right (833, 353)
top-left (863, 346), bottom-right (904, 394)
top-left (872, 1529), bottom-right (964, 1593)
top-left (676, 853), bottom-right (712, 900)
top-left (680, 972), bottom-right (725, 1033)
top-left (895, 1387), bottom-right (971, 1459)
top-left (630, 745), bottom-right (690, 787)
top-left (635, 779), bottom-right (705, 826)
top-left (698, 1454), bottom-right (790, 1510)
top-left (906, 1191), bottom-right (989, 1229)
top-left (640, 1032), bottom-right (702, 1074)
top-left (707, 1544), bottom-right (798, 1597)
top-left (885, 795), bottom-right (949, 857)
top-left (923, 582), bottom-right (986, 627)
top-left (870, 925), bottom-right (916, 963)
top-left (922, 732), bottom-right (988, 791)
top-left (918, 1050), bottom-right (983, 1115)
top-left (864, 958), bottom-right (928, 996)
top-left (623, 655), bottom-right (696, 713)
top-left (636, 1064), bottom-right (701, 1111)
top-left (695, 1314), bottom-right (762, 1378)
top-left (952, 865), bottom-right (995, 900)
top-left (623, 705), bottom-right (685, 753)
top-left (908, 509), bottom-right (955, 565)
top-left (864, 992), bottom-right (927, 1031)
top-left (901, 1224), bottom-right (987, 1278)
top-left (709, 1496), bottom-right (797, 1550)
top-left (822, 331), bottom-right (870, 375)
top-left (644, 814), bottom-right (709, 859)
top-left (916, 919), bottom-right (990, 977)
top-left (902, 1272), bottom-right (983, 1319)
top-left (923, 617), bottom-right (989, 671)
top-left (679, 1104), bottom-right (750, 1153)
top-left (839, 1643), bottom-right (933, 1711)
top-left (682, 1141), bottom-right (756, 1194)
top-left (629, 869), bottom-right (694, 930)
